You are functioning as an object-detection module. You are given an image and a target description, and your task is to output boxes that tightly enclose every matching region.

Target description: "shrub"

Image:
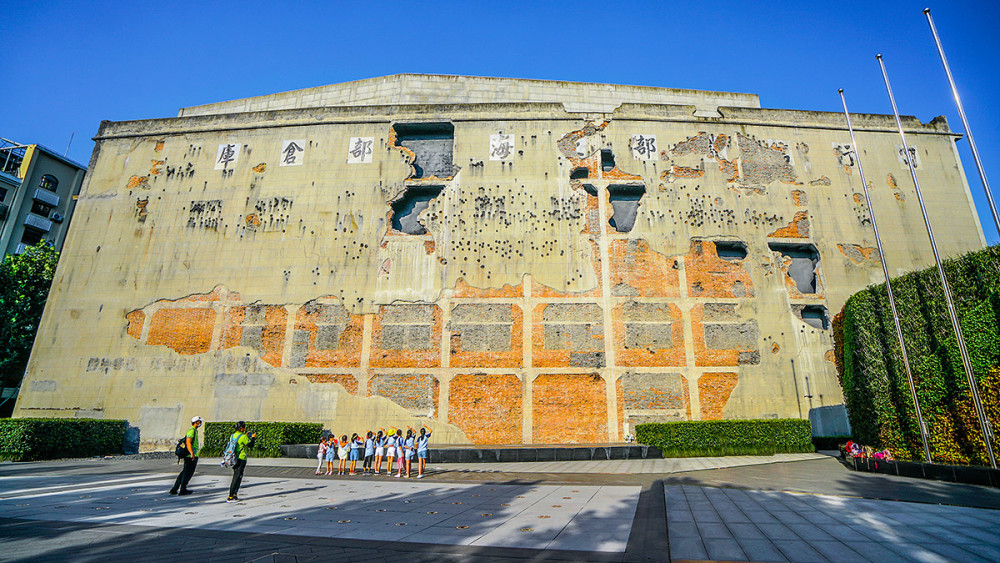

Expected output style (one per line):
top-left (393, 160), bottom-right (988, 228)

top-left (635, 419), bottom-right (813, 457)
top-left (835, 245), bottom-right (1000, 465)
top-left (0, 418), bottom-right (126, 461)
top-left (201, 421), bottom-right (323, 457)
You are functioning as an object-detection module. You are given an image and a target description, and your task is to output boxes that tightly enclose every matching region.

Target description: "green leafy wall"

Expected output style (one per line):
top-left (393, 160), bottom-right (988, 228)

top-left (835, 246), bottom-right (1000, 465)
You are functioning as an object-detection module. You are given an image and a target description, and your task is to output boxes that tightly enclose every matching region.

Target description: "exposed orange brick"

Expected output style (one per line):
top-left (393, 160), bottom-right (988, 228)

top-left (824, 350), bottom-right (836, 363)
top-left (452, 278), bottom-right (524, 298)
top-left (685, 240), bottom-right (754, 298)
top-left (219, 305), bottom-right (288, 367)
top-left (768, 210), bottom-right (810, 238)
top-left (450, 306), bottom-right (523, 368)
top-left (532, 374), bottom-right (607, 443)
top-left (607, 239), bottom-right (681, 298)
top-left (293, 301), bottom-right (363, 368)
top-left (691, 304), bottom-right (747, 367)
top-left (149, 160), bottom-right (164, 175)
top-left (369, 305), bottom-right (443, 368)
top-left (424, 240), bottom-right (436, 255)
top-left (698, 372), bottom-right (738, 420)
top-left (612, 302), bottom-right (685, 367)
top-left (125, 310), bottom-right (144, 340)
top-left (153, 140), bottom-right (165, 152)
top-left (125, 175), bottom-right (149, 190)
top-left (791, 190), bottom-right (807, 207)
top-left (368, 373), bottom-right (439, 417)
top-left (530, 303), bottom-right (604, 368)
top-left (252, 163), bottom-right (267, 173)
top-left (305, 374), bottom-right (358, 394)
top-left (449, 373), bottom-right (522, 444)
top-left (147, 308), bottom-right (214, 355)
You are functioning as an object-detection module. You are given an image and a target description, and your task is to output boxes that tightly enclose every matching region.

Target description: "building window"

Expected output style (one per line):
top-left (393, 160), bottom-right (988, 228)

top-left (21, 226), bottom-right (45, 246)
top-left (40, 174), bottom-right (59, 191)
top-left (31, 201), bottom-right (54, 217)
top-left (0, 187), bottom-right (7, 202)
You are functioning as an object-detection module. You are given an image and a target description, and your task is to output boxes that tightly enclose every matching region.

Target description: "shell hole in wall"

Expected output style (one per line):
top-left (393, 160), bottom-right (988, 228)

top-left (799, 305), bottom-right (829, 330)
top-left (601, 150), bottom-right (615, 172)
top-left (608, 185), bottom-right (645, 233)
top-left (714, 241), bottom-right (748, 261)
top-left (570, 167), bottom-right (589, 180)
top-left (393, 122), bottom-right (454, 179)
top-left (391, 186), bottom-right (444, 234)
top-left (768, 242), bottom-right (820, 294)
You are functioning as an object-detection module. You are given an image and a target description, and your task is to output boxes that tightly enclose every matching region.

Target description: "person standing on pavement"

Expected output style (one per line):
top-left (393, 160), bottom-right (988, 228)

top-left (226, 421), bottom-right (257, 503)
top-left (416, 426), bottom-right (432, 479)
top-left (170, 416), bottom-right (203, 496)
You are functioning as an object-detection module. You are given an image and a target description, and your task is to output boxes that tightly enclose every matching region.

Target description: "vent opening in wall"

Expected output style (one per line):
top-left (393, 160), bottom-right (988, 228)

top-left (601, 150), bottom-right (615, 172)
top-left (714, 241), bottom-right (748, 261)
top-left (393, 122), bottom-right (455, 179)
top-left (799, 305), bottom-right (829, 330)
top-left (768, 242), bottom-right (820, 294)
top-left (608, 185), bottom-right (645, 233)
top-left (391, 186), bottom-right (444, 235)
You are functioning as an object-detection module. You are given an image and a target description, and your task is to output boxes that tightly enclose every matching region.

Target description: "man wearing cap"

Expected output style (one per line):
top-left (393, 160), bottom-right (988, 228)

top-left (227, 421), bottom-right (257, 502)
top-left (170, 416), bottom-right (203, 496)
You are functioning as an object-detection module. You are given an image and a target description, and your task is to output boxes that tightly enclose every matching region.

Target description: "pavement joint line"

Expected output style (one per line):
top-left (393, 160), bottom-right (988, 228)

top-left (0, 474), bottom-right (172, 499)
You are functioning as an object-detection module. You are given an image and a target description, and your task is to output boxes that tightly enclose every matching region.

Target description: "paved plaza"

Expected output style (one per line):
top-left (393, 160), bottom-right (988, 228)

top-left (1, 454), bottom-right (998, 562)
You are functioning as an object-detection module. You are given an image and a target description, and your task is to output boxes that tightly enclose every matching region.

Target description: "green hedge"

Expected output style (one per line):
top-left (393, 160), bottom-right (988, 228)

top-left (0, 418), bottom-right (126, 461)
top-left (201, 421), bottom-right (323, 457)
top-left (635, 419), bottom-right (813, 457)
top-left (835, 245), bottom-right (1000, 465)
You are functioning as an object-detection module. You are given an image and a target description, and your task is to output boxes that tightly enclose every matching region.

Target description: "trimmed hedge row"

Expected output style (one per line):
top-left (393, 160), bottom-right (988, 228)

top-left (201, 421), bottom-right (323, 457)
top-left (0, 418), bottom-right (126, 461)
top-left (635, 419), bottom-right (814, 457)
top-left (835, 245), bottom-right (1000, 465)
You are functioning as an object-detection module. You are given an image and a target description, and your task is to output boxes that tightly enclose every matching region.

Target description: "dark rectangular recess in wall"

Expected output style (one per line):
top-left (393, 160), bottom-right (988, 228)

top-left (570, 167), bottom-right (589, 179)
top-left (391, 186), bottom-right (444, 235)
top-left (768, 242), bottom-right (820, 294)
top-left (608, 185), bottom-right (645, 233)
top-left (393, 122), bottom-right (454, 179)
top-left (601, 149), bottom-right (615, 172)
top-left (714, 241), bottom-right (748, 261)
top-left (800, 305), bottom-right (829, 330)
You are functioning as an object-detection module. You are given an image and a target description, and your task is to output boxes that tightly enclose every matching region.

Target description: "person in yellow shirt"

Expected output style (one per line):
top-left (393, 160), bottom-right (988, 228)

top-left (226, 421), bottom-right (257, 502)
top-left (170, 416), bottom-right (202, 496)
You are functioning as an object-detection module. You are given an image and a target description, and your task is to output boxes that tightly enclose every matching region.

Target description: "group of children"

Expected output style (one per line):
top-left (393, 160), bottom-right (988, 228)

top-left (316, 426), bottom-right (432, 479)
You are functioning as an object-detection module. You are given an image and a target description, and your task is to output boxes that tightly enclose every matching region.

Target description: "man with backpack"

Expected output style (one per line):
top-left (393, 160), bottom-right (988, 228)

top-left (170, 416), bottom-right (203, 496)
top-left (225, 421), bottom-right (257, 503)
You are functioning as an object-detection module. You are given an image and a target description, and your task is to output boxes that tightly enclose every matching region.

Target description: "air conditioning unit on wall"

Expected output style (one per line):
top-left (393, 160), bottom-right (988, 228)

top-left (49, 211), bottom-right (64, 223)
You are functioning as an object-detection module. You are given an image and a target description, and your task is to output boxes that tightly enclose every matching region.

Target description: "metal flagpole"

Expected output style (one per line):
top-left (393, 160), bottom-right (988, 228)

top-left (924, 8), bottom-right (1000, 237)
top-left (838, 88), bottom-right (932, 463)
top-left (877, 54), bottom-right (997, 469)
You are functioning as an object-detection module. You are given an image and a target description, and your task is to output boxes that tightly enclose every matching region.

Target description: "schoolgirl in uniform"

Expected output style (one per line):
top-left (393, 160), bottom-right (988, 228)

top-left (362, 431), bottom-right (375, 475)
top-left (316, 436), bottom-right (329, 475)
top-left (373, 430), bottom-right (386, 475)
top-left (385, 429), bottom-right (397, 476)
top-left (348, 432), bottom-right (361, 475)
top-left (393, 429), bottom-right (405, 477)
top-left (337, 434), bottom-right (349, 475)
top-left (402, 428), bottom-right (416, 478)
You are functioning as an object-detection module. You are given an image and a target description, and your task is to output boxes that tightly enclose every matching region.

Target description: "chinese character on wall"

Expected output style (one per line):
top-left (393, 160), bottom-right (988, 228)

top-left (280, 140), bottom-right (305, 166)
top-left (347, 137), bottom-right (374, 164)
top-left (489, 134), bottom-right (515, 161)
top-left (214, 143), bottom-right (241, 170)
top-left (631, 135), bottom-right (657, 161)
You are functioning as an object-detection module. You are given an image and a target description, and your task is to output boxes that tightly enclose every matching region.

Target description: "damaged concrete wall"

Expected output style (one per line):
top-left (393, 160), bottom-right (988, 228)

top-left (14, 94), bottom-right (984, 447)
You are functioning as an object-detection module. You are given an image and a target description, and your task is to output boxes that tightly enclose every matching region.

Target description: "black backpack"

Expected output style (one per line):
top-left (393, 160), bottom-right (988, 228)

top-left (175, 437), bottom-right (190, 461)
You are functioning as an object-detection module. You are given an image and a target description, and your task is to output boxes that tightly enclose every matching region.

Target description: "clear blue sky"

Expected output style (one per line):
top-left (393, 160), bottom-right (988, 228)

top-left (4, 1), bottom-right (999, 242)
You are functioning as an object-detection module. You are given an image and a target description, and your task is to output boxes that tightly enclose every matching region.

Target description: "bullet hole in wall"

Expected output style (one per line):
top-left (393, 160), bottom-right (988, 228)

top-left (601, 150), bottom-right (615, 172)
top-left (608, 185), bottom-right (645, 233)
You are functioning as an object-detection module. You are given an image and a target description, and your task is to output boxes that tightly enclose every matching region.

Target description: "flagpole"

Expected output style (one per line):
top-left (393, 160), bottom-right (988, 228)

top-left (924, 8), bottom-right (1000, 238)
top-left (877, 54), bottom-right (996, 469)
top-left (838, 88), bottom-right (932, 463)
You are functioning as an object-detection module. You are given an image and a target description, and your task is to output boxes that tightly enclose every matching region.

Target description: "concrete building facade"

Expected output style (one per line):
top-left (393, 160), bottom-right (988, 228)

top-left (0, 139), bottom-right (86, 256)
top-left (13, 75), bottom-right (984, 449)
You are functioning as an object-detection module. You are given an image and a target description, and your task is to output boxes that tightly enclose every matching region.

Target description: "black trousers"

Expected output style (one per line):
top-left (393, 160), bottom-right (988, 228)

top-left (229, 458), bottom-right (247, 498)
top-left (363, 455), bottom-right (373, 470)
top-left (171, 457), bottom-right (198, 492)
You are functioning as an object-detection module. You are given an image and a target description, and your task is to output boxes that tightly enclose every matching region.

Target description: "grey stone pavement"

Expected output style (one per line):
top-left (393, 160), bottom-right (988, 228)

top-left (1, 453), bottom-right (998, 562)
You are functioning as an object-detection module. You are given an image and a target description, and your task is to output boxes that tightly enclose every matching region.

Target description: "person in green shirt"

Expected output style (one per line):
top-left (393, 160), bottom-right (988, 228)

top-left (227, 421), bottom-right (257, 502)
top-left (170, 416), bottom-right (203, 496)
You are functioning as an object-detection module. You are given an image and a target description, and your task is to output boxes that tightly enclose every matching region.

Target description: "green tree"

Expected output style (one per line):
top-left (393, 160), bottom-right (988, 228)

top-left (0, 242), bottom-right (59, 400)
